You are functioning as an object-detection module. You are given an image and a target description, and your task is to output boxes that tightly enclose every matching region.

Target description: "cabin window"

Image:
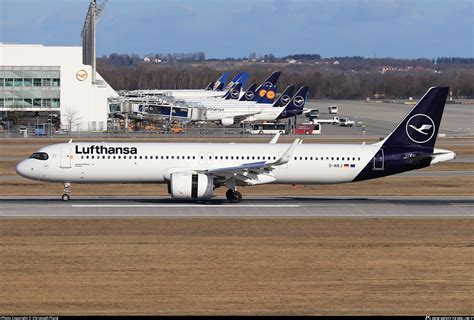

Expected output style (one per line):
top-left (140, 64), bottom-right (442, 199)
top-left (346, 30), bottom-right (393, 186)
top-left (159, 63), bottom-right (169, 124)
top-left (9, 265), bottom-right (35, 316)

top-left (193, 156), bottom-right (196, 159)
top-left (358, 157), bottom-right (360, 161)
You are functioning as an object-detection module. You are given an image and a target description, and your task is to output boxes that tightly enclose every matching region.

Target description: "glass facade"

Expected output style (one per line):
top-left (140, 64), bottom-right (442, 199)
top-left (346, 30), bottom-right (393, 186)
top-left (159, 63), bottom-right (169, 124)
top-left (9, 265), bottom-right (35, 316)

top-left (0, 66), bottom-right (60, 109)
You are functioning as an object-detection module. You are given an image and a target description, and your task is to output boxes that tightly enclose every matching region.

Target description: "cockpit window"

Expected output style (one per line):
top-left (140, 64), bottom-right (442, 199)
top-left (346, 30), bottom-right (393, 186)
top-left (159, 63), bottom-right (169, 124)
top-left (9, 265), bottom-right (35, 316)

top-left (29, 152), bottom-right (49, 160)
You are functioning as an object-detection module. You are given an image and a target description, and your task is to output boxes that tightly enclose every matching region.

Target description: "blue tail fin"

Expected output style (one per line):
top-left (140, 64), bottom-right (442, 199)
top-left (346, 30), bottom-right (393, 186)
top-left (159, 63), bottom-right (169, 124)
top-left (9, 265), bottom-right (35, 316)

top-left (276, 86), bottom-right (308, 119)
top-left (382, 87), bottom-right (449, 151)
top-left (226, 72), bottom-right (249, 90)
top-left (222, 83), bottom-right (243, 100)
top-left (254, 71), bottom-right (280, 104)
top-left (272, 86), bottom-right (295, 108)
top-left (213, 72), bottom-right (230, 91)
top-left (239, 84), bottom-right (257, 101)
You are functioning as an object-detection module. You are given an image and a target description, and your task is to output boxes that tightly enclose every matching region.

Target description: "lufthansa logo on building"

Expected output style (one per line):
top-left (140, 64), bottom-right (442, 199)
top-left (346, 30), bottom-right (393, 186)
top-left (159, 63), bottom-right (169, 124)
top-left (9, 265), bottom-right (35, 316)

top-left (405, 114), bottom-right (436, 144)
top-left (76, 69), bottom-right (88, 81)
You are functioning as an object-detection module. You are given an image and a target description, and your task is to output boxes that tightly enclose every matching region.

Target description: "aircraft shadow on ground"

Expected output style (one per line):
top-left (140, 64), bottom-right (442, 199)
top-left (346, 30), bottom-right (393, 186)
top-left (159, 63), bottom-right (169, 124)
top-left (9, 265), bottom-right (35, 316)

top-left (0, 197), bottom-right (472, 206)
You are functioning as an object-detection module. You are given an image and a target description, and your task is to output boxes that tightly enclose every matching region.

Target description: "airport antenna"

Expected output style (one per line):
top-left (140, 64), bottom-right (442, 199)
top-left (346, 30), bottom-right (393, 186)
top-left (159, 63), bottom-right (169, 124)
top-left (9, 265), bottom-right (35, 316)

top-left (81, 0), bottom-right (108, 84)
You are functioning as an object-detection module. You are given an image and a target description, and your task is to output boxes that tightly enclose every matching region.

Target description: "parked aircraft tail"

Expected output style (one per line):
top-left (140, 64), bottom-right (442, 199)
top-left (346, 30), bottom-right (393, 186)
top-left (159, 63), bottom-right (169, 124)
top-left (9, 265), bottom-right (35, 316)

top-left (272, 86), bottom-right (295, 108)
top-left (223, 83), bottom-right (243, 100)
top-left (213, 72), bottom-right (230, 91)
top-left (276, 86), bottom-right (309, 119)
top-left (225, 72), bottom-right (249, 90)
top-left (239, 84), bottom-right (257, 101)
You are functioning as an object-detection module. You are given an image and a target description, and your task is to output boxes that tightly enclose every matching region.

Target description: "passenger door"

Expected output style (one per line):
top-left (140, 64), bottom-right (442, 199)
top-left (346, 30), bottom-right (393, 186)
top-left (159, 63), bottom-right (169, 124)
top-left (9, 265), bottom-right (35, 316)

top-left (60, 147), bottom-right (72, 168)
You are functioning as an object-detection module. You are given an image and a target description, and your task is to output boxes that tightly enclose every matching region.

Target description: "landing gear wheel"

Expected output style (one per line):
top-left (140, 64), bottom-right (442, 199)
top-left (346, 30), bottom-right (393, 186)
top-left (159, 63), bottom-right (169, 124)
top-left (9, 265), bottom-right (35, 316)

top-left (226, 189), bottom-right (243, 203)
top-left (231, 191), bottom-right (242, 203)
top-left (226, 189), bottom-right (235, 201)
top-left (62, 182), bottom-right (71, 201)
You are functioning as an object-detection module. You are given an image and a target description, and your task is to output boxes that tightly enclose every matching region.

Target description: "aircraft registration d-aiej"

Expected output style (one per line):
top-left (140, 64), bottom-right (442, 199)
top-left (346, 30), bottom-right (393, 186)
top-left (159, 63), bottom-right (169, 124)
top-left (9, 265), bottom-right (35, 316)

top-left (16, 87), bottom-right (455, 203)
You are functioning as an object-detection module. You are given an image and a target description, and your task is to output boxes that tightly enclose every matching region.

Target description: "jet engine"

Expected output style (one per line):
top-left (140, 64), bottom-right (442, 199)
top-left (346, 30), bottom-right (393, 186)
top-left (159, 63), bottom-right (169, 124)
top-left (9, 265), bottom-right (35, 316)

top-left (169, 172), bottom-right (214, 199)
top-left (221, 117), bottom-right (234, 126)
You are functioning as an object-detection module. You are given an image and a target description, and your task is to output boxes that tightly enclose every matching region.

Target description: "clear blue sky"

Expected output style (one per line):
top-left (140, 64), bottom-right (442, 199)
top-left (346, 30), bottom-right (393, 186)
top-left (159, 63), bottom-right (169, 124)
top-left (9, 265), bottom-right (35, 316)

top-left (1, 0), bottom-right (472, 59)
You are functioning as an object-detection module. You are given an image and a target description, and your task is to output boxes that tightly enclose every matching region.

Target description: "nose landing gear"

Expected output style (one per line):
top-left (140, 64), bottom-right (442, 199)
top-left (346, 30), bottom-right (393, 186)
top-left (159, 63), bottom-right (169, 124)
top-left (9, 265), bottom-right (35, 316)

top-left (226, 189), bottom-right (242, 203)
top-left (62, 183), bottom-right (71, 201)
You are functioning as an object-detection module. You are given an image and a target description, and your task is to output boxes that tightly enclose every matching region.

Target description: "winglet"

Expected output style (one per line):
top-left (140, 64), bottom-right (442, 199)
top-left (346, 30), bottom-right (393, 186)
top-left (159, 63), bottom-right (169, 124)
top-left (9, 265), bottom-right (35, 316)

top-left (271, 138), bottom-right (300, 166)
top-left (269, 132), bottom-right (281, 144)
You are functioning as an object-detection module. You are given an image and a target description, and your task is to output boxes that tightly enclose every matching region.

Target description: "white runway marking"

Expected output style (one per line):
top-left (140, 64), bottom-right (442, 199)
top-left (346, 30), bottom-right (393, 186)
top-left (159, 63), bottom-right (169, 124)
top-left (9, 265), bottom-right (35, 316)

top-left (71, 204), bottom-right (301, 208)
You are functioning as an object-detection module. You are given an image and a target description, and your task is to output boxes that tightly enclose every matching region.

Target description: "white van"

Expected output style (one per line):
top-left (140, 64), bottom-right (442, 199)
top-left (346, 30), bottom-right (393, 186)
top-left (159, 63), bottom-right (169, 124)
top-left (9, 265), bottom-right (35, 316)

top-left (328, 105), bottom-right (338, 114)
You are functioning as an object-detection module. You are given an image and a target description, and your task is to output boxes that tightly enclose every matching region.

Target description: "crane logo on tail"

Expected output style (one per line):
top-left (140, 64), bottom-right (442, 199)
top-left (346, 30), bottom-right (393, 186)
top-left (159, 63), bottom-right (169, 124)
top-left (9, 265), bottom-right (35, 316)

top-left (405, 114), bottom-right (435, 144)
top-left (245, 91), bottom-right (254, 100)
top-left (281, 95), bottom-right (291, 105)
top-left (293, 96), bottom-right (305, 107)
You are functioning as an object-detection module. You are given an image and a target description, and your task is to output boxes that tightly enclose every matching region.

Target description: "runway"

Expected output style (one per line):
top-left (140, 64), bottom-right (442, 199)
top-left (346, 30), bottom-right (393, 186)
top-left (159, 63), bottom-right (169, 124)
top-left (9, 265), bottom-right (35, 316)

top-left (1, 196), bottom-right (472, 217)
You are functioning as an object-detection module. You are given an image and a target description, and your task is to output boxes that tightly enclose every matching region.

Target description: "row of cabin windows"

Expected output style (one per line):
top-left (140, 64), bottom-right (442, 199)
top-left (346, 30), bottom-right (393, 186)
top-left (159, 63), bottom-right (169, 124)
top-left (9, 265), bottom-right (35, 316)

top-left (294, 156), bottom-right (361, 161)
top-left (80, 155), bottom-right (361, 161)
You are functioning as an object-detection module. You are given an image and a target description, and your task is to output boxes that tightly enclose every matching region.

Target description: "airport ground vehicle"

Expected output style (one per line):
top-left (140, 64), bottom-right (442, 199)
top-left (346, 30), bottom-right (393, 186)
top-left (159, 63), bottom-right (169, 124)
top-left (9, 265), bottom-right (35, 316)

top-left (339, 118), bottom-right (355, 127)
top-left (55, 128), bottom-right (70, 135)
top-left (170, 126), bottom-right (184, 134)
top-left (305, 109), bottom-right (319, 121)
top-left (328, 105), bottom-right (338, 114)
top-left (314, 116), bottom-right (341, 125)
top-left (34, 123), bottom-right (52, 136)
top-left (16, 87), bottom-right (455, 203)
top-left (294, 123), bottom-right (321, 135)
top-left (249, 122), bottom-right (287, 135)
top-left (18, 126), bottom-right (28, 135)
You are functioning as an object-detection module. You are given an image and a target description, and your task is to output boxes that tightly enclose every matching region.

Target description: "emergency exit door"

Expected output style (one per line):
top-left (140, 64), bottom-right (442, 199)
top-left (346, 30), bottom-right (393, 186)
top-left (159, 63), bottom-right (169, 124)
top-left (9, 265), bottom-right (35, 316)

top-left (373, 149), bottom-right (384, 170)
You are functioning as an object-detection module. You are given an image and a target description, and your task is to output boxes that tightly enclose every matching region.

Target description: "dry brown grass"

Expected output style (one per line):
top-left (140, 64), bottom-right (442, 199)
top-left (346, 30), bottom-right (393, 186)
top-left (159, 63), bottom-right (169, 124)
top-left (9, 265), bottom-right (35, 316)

top-left (0, 218), bottom-right (472, 315)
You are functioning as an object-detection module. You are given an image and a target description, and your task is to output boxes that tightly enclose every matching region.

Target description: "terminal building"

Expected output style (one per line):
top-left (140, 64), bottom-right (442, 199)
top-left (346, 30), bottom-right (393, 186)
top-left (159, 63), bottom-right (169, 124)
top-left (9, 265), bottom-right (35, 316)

top-left (0, 43), bottom-right (117, 131)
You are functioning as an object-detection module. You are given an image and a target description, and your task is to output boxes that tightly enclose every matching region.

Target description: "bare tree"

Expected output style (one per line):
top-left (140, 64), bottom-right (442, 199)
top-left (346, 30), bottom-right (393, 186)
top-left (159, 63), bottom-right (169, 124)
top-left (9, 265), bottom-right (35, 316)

top-left (62, 106), bottom-right (82, 132)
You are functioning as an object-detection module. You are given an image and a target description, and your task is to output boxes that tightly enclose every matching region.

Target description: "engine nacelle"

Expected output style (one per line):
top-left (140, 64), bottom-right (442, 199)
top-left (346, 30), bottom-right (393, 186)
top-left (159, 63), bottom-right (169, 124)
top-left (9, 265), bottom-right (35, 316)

top-left (221, 117), bottom-right (234, 126)
top-left (169, 172), bottom-right (214, 199)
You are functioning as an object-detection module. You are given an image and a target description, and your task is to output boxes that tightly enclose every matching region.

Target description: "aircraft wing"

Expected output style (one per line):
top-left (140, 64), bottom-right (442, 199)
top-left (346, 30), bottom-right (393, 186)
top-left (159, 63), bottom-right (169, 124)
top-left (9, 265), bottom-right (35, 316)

top-left (197, 138), bottom-right (301, 185)
top-left (232, 112), bottom-right (262, 124)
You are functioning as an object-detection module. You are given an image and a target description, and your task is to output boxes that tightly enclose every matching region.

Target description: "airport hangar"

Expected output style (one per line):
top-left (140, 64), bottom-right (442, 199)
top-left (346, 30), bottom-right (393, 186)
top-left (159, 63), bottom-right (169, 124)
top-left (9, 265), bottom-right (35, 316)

top-left (0, 43), bottom-right (117, 132)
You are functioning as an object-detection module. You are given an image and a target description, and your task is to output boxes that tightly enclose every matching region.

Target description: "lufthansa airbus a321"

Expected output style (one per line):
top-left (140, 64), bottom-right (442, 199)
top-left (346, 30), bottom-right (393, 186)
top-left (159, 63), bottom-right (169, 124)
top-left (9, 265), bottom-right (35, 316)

top-left (16, 87), bottom-right (455, 203)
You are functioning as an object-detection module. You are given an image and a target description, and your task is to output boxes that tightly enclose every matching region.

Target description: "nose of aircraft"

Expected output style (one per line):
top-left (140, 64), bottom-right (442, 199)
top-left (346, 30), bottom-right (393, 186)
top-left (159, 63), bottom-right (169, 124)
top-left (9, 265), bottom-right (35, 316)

top-left (16, 160), bottom-right (35, 179)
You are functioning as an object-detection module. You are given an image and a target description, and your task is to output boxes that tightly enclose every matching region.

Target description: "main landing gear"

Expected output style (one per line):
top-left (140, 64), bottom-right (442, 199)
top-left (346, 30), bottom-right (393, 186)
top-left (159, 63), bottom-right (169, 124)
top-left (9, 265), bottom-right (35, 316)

top-left (62, 183), bottom-right (71, 201)
top-left (226, 189), bottom-right (242, 203)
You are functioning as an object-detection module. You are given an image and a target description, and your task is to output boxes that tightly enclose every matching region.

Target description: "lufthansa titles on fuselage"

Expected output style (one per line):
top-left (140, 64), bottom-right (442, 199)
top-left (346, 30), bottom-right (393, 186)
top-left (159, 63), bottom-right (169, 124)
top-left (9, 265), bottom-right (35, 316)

top-left (75, 145), bottom-right (138, 155)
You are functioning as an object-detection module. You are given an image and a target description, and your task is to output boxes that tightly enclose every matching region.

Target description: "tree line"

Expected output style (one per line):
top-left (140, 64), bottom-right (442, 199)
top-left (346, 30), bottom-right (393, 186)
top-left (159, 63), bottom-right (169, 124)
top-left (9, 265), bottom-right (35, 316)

top-left (97, 59), bottom-right (474, 99)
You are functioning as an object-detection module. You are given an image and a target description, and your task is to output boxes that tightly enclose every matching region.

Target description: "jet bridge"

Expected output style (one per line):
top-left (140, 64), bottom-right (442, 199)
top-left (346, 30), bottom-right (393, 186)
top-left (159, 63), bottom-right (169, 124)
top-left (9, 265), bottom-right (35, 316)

top-left (110, 91), bottom-right (206, 121)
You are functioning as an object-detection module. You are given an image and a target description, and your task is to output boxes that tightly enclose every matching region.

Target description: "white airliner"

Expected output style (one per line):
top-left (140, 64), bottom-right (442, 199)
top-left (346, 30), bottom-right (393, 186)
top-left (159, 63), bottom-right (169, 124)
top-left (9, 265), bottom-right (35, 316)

top-left (16, 87), bottom-right (455, 203)
top-left (201, 86), bottom-right (307, 126)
